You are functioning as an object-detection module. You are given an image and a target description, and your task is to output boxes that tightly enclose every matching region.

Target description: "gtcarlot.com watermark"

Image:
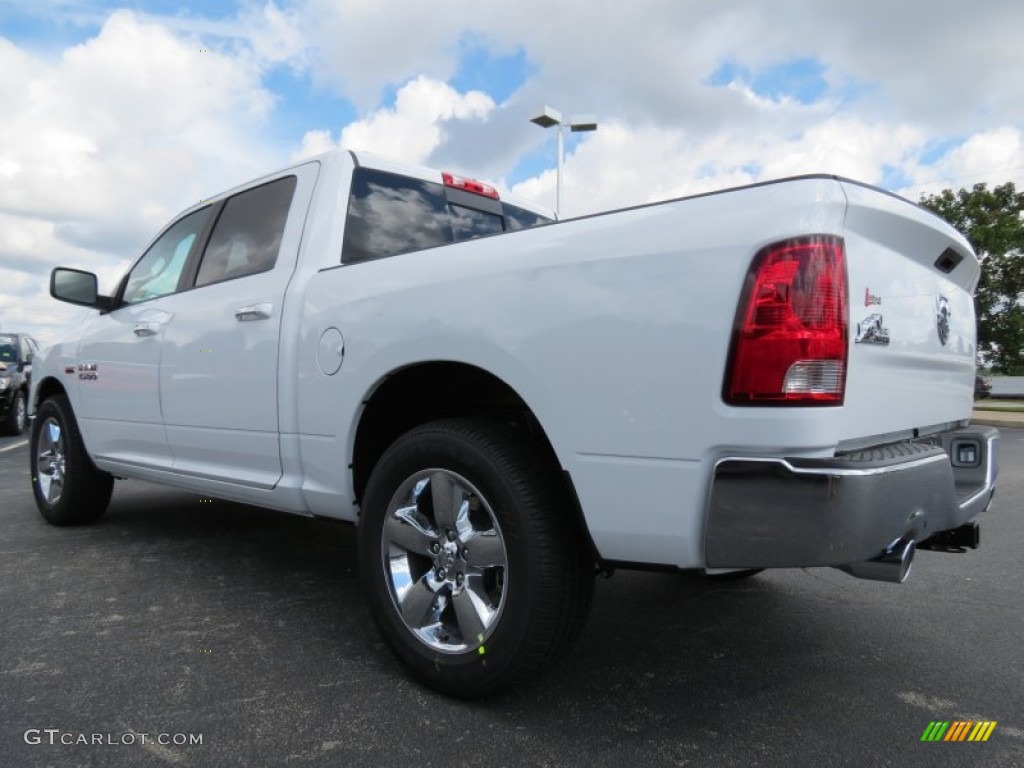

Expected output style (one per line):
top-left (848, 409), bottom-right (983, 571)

top-left (25, 729), bottom-right (203, 747)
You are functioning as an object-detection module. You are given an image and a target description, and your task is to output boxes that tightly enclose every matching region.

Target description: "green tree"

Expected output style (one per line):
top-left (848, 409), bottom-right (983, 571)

top-left (920, 182), bottom-right (1024, 374)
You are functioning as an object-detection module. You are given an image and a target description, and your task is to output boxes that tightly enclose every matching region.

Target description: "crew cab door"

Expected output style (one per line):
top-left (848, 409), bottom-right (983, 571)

top-left (75, 206), bottom-right (213, 467)
top-left (156, 164), bottom-right (317, 488)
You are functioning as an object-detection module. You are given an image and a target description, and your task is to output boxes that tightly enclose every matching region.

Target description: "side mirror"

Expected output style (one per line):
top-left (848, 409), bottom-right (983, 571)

top-left (51, 267), bottom-right (101, 307)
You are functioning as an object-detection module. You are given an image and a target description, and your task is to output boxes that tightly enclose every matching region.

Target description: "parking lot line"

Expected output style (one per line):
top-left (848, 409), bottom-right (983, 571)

top-left (0, 440), bottom-right (28, 453)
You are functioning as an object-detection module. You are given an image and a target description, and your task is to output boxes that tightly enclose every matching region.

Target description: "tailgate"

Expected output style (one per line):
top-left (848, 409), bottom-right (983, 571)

top-left (840, 181), bottom-right (979, 443)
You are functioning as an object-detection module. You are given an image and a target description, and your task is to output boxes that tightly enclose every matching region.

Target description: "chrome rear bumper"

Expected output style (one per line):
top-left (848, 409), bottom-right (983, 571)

top-left (704, 426), bottom-right (999, 570)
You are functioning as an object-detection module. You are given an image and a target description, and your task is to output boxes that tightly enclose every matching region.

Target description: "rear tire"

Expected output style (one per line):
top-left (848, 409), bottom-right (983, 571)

top-left (30, 395), bottom-right (113, 525)
top-left (359, 418), bottom-right (594, 698)
top-left (0, 389), bottom-right (26, 435)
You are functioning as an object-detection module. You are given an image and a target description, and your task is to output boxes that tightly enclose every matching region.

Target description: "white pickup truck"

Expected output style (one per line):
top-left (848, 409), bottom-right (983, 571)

top-left (30, 149), bottom-right (999, 697)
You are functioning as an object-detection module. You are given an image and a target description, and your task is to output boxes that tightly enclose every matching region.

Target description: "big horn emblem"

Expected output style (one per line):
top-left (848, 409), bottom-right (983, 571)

top-left (935, 295), bottom-right (950, 346)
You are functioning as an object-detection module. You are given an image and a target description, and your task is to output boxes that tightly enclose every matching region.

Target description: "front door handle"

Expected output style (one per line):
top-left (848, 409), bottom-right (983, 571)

top-left (133, 323), bottom-right (159, 337)
top-left (235, 303), bottom-right (273, 322)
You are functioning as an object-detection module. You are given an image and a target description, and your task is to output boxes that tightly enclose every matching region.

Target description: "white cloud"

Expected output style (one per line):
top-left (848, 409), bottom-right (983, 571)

top-left (295, 76), bottom-right (495, 165)
top-left (511, 117), bottom-right (933, 218)
top-left (757, 119), bottom-right (927, 182)
top-left (0, 9), bottom-right (283, 340)
top-left (293, 0), bottom-right (473, 108)
top-left (511, 123), bottom-right (698, 217)
top-left (902, 127), bottom-right (1024, 199)
top-left (293, 129), bottom-right (337, 162)
top-left (0, 213), bottom-right (126, 343)
top-left (243, 1), bottom-right (307, 66)
top-left (283, 0), bottom-right (1024, 213)
top-left (0, 10), bottom-right (276, 225)
top-left (290, 0), bottom-right (1024, 136)
top-left (3, 0), bottom-right (1024, 342)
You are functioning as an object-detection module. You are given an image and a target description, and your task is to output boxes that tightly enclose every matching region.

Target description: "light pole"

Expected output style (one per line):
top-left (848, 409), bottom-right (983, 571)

top-left (530, 106), bottom-right (597, 217)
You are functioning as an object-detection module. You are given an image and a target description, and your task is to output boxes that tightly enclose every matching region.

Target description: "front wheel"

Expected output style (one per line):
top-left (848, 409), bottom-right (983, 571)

top-left (359, 419), bottom-right (594, 698)
top-left (31, 395), bottom-right (113, 525)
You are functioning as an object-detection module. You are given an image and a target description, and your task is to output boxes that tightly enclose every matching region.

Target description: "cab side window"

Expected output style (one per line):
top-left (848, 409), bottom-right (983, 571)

top-left (123, 207), bottom-right (211, 305)
top-left (194, 176), bottom-right (297, 288)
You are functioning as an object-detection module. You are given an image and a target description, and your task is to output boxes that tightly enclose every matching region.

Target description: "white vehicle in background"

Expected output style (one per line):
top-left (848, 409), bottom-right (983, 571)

top-left (29, 150), bottom-right (999, 697)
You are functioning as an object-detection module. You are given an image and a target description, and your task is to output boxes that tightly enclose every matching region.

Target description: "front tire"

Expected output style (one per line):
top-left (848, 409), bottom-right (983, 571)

top-left (31, 395), bottom-right (113, 525)
top-left (359, 419), bottom-right (594, 698)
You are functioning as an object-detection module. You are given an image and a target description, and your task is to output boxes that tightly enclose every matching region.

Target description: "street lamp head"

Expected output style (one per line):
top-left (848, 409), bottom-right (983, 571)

top-left (530, 106), bottom-right (563, 129)
top-left (569, 115), bottom-right (598, 132)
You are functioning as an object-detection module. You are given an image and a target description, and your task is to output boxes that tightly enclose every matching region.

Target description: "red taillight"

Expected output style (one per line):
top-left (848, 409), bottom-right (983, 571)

top-left (724, 236), bottom-right (848, 406)
top-left (442, 172), bottom-right (499, 200)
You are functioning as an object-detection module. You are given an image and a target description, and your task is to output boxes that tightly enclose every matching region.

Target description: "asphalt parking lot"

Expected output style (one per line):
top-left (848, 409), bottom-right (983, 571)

top-left (1, 430), bottom-right (1022, 767)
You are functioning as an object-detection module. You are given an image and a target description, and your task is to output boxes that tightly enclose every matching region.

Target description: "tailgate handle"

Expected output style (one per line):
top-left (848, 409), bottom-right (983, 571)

top-left (934, 248), bottom-right (963, 274)
top-left (235, 303), bottom-right (273, 321)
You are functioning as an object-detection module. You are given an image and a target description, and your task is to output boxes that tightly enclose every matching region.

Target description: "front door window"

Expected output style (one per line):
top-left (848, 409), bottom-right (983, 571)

top-left (123, 207), bottom-right (211, 305)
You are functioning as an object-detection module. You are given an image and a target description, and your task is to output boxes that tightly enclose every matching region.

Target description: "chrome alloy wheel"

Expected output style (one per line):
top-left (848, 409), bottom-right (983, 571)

top-left (36, 417), bottom-right (66, 504)
top-left (381, 469), bottom-right (508, 654)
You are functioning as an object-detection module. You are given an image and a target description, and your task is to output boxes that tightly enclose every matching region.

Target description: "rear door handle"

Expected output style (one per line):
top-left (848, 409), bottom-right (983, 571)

top-left (235, 303), bottom-right (273, 321)
top-left (133, 323), bottom-right (159, 337)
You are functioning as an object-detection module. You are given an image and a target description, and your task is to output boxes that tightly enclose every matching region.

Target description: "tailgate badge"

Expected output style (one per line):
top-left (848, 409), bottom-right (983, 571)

top-left (935, 296), bottom-right (950, 346)
top-left (855, 313), bottom-right (890, 345)
top-left (864, 288), bottom-right (882, 306)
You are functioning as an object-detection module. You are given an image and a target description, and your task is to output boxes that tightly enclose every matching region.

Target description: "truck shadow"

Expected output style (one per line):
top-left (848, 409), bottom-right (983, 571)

top-left (13, 452), bottom-right (1020, 766)
top-left (96, 480), bottom-right (846, 687)
top-left (70, 480), bottom-right (915, 750)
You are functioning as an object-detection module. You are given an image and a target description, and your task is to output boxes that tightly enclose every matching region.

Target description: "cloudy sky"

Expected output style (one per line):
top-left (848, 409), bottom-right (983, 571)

top-left (2, 0), bottom-right (1023, 342)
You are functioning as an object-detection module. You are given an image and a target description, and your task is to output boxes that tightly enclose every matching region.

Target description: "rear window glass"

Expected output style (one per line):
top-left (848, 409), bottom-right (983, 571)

top-left (504, 205), bottom-right (550, 232)
top-left (341, 168), bottom-right (553, 264)
top-left (449, 204), bottom-right (504, 241)
top-left (342, 170), bottom-right (450, 263)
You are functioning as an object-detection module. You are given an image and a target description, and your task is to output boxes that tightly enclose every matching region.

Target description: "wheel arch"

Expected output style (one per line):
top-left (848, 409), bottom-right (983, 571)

top-left (350, 361), bottom-right (599, 562)
top-left (352, 361), bottom-right (554, 500)
top-left (32, 376), bottom-right (69, 412)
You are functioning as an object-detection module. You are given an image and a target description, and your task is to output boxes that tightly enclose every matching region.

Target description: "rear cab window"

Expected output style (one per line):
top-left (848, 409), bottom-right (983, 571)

top-left (341, 168), bottom-right (552, 264)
